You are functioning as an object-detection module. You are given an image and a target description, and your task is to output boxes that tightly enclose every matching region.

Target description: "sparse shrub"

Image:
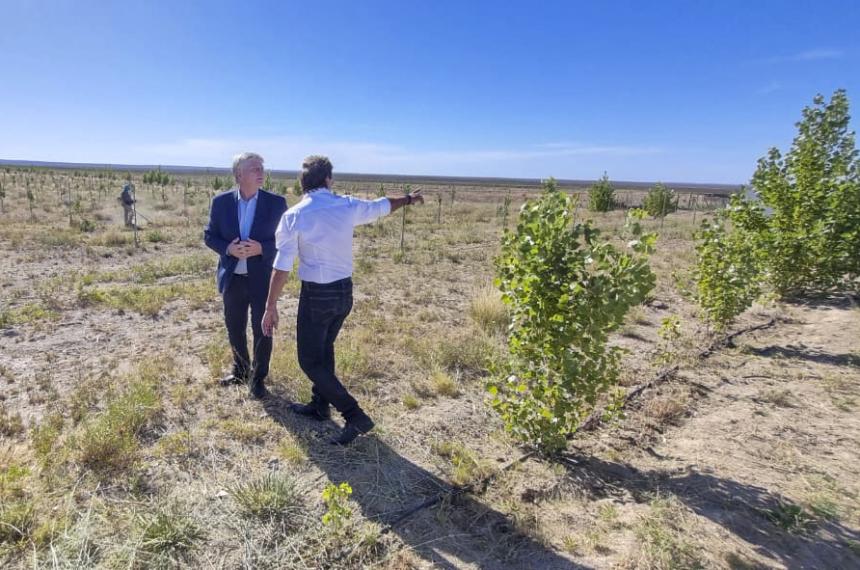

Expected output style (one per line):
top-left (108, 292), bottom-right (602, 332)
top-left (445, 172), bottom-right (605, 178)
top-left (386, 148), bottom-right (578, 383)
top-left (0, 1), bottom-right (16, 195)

top-left (644, 386), bottom-right (690, 426)
top-left (231, 473), bottom-right (303, 524)
top-left (277, 436), bottom-right (308, 465)
top-left (91, 229), bottom-right (132, 247)
top-left (432, 331), bottom-right (495, 375)
top-left (77, 218), bottom-right (96, 233)
top-left (322, 482), bottom-right (353, 530)
top-left (808, 495), bottom-right (840, 521)
top-left (136, 506), bottom-right (204, 565)
top-left (71, 378), bottom-right (161, 475)
top-left (431, 440), bottom-right (493, 487)
top-left (643, 183), bottom-right (678, 218)
top-left (588, 172), bottom-right (616, 212)
top-left (430, 368), bottom-right (460, 397)
top-left (654, 315), bottom-right (682, 366)
top-left (402, 394), bottom-right (421, 409)
top-left (217, 418), bottom-right (269, 444)
top-left (0, 462), bottom-right (29, 499)
top-left (145, 229), bottom-right (168, 243)
top-left (490, 181), bottom-right (656, 453)
top-left (0, 499), bottom-right (36, 546)
top-left (0, 405), bottom-right (25, 437)
top-left (692, 209), bottom-right (763, 331)
top-left (469, 286), bottom-right (509, 335)
top-left (154, 431), bottom-right (193, 458)
top-left (765, 500), bottom-right (817, 533)
top-left (31, 412), bottom-right (64, 467)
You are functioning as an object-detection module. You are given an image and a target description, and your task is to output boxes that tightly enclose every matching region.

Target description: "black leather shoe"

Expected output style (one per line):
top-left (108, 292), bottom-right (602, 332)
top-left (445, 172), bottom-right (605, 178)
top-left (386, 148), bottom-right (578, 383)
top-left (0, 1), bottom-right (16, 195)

top-left (219, 373), bottom-right (245, 387)
top-left (289, 402), bottom-right (331, 421)
top-left (329, 414), bottom-right (374, 446)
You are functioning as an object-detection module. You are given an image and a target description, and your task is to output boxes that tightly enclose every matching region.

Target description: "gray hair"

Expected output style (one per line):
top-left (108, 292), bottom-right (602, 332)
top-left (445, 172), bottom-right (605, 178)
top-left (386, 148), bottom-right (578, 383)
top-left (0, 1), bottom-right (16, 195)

top-left (232, 152), bottom-right (264, 182)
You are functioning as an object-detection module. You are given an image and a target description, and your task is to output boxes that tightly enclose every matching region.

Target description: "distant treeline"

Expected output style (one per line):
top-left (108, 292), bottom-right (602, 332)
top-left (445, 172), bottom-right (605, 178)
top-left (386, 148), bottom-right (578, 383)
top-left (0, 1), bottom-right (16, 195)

top-left (0, 159), bottom-right (742, 196)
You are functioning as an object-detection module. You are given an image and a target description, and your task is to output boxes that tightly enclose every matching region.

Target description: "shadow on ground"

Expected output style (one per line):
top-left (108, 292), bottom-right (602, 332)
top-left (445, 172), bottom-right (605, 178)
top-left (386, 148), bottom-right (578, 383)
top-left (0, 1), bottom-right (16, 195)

top-left (539, 453), bottom-right (860, 569)
top-left (263, 394), bottom-right (588, 570)
top-left (746, 344), bottom-right (860, 368)
top-left (782, 293), bottom-right (859, 310)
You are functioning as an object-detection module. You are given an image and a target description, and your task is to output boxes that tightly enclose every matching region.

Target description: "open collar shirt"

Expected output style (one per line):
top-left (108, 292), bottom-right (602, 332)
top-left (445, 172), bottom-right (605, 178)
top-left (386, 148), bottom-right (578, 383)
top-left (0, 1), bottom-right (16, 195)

top-left (273, 188), bottom-right (390, 283)
top-left (233, 188), bottom-right (259, 275)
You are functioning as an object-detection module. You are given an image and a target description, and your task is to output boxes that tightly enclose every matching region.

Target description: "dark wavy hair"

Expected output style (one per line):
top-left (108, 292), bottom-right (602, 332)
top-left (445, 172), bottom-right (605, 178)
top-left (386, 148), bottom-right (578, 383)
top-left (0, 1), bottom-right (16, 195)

top-left (300, 155), bottom-right (333, 192)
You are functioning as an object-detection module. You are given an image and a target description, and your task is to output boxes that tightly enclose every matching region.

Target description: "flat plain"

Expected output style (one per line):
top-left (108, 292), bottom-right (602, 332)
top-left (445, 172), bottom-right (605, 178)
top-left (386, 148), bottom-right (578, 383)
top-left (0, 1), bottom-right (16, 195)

top-left (1, 167), bottom-right (858, 569)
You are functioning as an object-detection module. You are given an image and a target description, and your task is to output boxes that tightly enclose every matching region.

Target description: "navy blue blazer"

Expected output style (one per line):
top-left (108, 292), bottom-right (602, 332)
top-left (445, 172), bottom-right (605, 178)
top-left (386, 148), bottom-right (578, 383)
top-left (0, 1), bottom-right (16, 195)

top-left (204, 189), bottom-right (288, 296)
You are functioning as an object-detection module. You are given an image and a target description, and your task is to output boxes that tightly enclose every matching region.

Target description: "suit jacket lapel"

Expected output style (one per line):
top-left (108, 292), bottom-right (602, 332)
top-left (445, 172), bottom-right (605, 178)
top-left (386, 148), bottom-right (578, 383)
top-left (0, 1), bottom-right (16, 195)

top-left (231, 189), bottom-right (241, 239)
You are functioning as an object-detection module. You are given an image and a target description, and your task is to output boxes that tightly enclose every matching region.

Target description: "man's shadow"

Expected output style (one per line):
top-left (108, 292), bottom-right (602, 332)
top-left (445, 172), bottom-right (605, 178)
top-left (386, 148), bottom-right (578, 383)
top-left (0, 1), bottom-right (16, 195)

top-left (545, 453), bottom-right (860, 569)
top-left (262, 394), bottom-right (589, 570)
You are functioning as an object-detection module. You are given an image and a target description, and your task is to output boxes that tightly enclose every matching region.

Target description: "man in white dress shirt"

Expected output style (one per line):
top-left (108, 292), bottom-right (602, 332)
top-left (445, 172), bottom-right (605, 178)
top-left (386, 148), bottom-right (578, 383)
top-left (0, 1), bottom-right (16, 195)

top-left (262, 155), bottom-right (423, 445)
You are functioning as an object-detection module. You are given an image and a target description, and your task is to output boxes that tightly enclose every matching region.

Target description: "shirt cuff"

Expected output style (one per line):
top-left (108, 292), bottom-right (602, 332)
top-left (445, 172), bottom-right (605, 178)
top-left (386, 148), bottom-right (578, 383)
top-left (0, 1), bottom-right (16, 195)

top-left (273, 251), bottom-right (294, 272)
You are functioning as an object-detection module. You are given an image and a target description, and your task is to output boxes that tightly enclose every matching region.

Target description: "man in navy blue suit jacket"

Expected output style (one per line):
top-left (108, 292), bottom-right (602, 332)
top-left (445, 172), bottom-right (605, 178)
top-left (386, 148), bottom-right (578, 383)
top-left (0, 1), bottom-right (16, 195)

top-left (204, 152), bottom-right (288, 398)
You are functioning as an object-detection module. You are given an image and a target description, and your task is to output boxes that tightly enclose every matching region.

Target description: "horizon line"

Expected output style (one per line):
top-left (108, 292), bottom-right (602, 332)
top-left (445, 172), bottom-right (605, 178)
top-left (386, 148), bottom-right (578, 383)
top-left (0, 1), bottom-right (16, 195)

top-left (0, 158), bottom-right (744, 193)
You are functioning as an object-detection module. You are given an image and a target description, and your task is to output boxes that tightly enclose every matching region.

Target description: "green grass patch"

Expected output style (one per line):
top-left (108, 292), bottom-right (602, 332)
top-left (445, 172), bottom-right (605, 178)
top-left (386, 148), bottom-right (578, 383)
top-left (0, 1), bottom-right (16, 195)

top-left (231, 473), bottom-right (304, 525)
top-left (431, 440), bottom-right (493, 487)
top-left (136, 506), bottom-right (205, 566)
top-left (0, 302), bottom-right (58, 328)
top-left (77, 279), bottom-right (213, 316)
top-left (68, 375), bottom-right (162, 475)
top-left (633, 497), bottom-right (704, 569)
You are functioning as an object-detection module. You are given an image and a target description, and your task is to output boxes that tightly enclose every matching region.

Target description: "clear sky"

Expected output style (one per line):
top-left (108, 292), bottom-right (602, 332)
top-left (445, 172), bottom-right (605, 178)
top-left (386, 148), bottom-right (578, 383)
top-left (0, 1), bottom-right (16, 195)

top-left (1, 0), bottom-right (858, 183)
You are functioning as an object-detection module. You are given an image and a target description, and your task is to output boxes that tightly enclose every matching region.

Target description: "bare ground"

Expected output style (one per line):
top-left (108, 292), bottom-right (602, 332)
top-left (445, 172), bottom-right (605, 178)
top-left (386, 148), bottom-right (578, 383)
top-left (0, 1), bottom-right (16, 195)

top-left (1, 170), bottom-right (858, 569)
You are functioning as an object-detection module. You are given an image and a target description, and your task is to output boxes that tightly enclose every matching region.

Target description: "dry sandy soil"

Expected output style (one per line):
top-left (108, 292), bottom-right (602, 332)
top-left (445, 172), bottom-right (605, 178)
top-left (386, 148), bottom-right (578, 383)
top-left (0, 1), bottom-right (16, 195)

top-left (0, 168), bottom-right (858, 569)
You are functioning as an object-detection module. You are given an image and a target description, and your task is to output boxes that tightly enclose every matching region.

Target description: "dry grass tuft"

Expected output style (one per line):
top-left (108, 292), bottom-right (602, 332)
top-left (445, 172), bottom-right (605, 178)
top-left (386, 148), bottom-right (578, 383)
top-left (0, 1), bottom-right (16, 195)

top-left (469, 285), bottom-right (509, 335)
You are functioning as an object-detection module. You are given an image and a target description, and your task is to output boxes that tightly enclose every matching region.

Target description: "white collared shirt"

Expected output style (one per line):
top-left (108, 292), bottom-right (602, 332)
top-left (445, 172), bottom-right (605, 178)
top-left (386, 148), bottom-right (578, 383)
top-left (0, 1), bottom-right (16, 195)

top-left (273, 188), bottom-right (391, 283)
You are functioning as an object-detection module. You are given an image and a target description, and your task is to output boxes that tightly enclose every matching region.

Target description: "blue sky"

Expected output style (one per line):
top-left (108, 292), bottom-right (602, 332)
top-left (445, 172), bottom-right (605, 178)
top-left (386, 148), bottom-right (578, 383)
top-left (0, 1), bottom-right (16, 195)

top-left (1, 0), bottom-right (858, 183)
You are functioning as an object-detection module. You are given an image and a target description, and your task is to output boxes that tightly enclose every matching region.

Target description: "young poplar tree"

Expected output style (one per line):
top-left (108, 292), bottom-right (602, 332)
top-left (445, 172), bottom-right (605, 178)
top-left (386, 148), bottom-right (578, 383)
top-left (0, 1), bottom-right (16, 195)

top-left (490, 180), bottom-right (656, 453)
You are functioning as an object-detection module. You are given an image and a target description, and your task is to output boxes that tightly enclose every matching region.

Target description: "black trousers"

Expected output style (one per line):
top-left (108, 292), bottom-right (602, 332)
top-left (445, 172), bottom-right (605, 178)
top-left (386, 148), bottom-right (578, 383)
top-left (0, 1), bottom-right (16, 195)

top-left (296, 278), bottom-right (361, 421)
top-left (223, 274), bottom-right (271, 387)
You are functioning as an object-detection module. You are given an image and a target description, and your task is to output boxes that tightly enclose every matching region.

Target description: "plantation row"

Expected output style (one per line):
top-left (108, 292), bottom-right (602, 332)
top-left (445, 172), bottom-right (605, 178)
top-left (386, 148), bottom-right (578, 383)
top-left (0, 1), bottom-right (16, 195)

top-left (489, 90), bottom-right (859, 452)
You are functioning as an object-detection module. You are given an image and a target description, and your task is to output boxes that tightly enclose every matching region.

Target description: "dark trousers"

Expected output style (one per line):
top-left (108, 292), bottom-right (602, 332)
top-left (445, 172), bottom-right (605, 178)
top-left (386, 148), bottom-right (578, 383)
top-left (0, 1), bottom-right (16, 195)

top-left (296, 278), bottom-right (361, 421)
top-left (223, 274), bottom-right (271, 388)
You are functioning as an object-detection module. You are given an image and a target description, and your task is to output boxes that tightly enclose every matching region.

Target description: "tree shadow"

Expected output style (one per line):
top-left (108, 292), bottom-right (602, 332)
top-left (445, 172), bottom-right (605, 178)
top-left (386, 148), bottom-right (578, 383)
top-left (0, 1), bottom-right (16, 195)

top-left (746, 344), bottom-right (860, 368)
top-left (544, 453), bottom-right (860, 569)
top-left (262, 394), bottom-right (588, 570)
top-left (782, 293), bottom-right (859, 310)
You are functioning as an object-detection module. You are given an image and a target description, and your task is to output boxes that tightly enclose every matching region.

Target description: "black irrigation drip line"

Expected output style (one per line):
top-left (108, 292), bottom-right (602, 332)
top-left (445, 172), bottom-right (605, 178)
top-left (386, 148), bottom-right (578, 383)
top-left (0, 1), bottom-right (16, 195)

top-left (373, 317), bottom-right (778, 539)
top-left (581, 317), bottom-right (777, 432)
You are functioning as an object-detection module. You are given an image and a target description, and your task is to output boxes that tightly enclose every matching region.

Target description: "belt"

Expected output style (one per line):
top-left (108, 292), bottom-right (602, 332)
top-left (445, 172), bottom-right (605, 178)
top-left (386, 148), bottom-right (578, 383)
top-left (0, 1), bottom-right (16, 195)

top-left (301, 277), bottom-right (352, 291)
